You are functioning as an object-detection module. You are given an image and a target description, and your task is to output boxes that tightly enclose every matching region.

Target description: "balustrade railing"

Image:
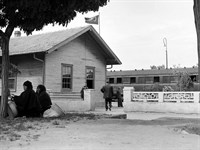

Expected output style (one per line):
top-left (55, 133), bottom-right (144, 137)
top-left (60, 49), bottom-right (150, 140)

top-left (131, 92), bottom-right (200, 103)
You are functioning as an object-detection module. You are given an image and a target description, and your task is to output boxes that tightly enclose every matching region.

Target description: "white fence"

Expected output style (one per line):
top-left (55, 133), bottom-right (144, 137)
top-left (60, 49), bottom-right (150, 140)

top-left (123, 87), bottom-right (200, 114)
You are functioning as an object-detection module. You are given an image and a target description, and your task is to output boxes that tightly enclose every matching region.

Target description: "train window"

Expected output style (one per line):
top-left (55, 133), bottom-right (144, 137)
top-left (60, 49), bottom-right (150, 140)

top-left (130, 77), bottom-right (136, 83)
top-left (170, 76), bottom-right (178, 83)
top-left (138, 77), bottom-right (145, 84)
top-left (109, 78), bottom-right (114, 83)
top-left (163, 76), bottom-right (170, 83)
top-left (190, 75), bottom-right (197, 82)
top-left (154, 76), bottom-right (160, 83)
top-left (145, 77), bottom-right (153, 84)
top-left (122, 77), bottom-right (130, 84)
top-left (117, 78), bottom-right (122, 84)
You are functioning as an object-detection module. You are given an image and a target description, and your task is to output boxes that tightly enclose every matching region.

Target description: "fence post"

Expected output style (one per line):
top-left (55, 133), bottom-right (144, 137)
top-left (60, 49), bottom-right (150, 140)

top-left (123, 87), bottom-right (134, 103)
top-left (193, 92), bottom-right (200, 103)
top-left (158, 92), bottom-right (163, 102)
top-left (84, 89), bottom-right (95, 111)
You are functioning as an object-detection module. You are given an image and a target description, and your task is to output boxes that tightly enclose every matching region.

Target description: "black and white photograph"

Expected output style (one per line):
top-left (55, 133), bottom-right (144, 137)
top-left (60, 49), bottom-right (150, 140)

top-left (0, 0), bottom-right (200, 150)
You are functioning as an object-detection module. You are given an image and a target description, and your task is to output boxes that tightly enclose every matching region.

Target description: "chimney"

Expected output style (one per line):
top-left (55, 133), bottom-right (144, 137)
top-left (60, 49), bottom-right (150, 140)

top-left (14, 31), bottom-right (21, 37)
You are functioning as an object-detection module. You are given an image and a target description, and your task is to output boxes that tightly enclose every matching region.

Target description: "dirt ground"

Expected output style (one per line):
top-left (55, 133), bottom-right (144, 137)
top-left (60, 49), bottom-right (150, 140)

top-left (0, 113), bottom-right (200, 150)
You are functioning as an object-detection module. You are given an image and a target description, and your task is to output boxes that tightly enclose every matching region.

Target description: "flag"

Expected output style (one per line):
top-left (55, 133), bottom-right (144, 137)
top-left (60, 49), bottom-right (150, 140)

top-left (85, 15), bottom-right (99, 25)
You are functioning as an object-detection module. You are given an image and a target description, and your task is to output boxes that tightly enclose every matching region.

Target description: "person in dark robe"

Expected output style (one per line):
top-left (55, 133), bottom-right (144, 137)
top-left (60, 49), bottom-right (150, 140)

top-left (36, 85), bottom-right (52, 115)
top-left (13, 81), bottom-right (41, 117)
top-left (117, 87), bottom-right (123, 107)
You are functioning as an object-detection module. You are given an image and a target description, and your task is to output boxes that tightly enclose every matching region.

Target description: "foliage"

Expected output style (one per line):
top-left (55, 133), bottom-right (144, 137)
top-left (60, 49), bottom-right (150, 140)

top-left (172, 64), bottom-right (181, 69)
top-left (150, 65), bottom-right (165, 70)
top-left (0, 63), bottom-right (20, 76)
top-left (0, 0), bottom-right (109, 118)
top-left (143, 83), bottom-right (163, 91)
top-left (0, 0), bottom-right (108, 35)
top-left (163, 86), bottom-right (174, 92)
top-left (175, 71), bottom-right (194, 91)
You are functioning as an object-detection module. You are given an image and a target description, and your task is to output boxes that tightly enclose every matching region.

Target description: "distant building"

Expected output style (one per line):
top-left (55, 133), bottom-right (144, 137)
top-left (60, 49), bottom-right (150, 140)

top-left (0, 25), bottom-right (121, 108)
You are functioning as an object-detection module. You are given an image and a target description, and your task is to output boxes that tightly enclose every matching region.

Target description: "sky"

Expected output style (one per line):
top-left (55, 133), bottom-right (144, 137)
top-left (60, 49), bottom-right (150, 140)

top-left (17, 0), bottom-right (197, 71)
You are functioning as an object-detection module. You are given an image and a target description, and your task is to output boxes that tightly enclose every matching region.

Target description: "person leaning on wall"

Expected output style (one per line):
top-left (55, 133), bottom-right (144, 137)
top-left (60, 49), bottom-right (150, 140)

top-left (117, 87), bottom-right (123, 107)
top-left (80, 85), bottom-right (88, 99)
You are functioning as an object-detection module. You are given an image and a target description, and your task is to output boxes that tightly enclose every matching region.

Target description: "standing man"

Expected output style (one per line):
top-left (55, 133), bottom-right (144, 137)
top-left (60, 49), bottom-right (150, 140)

top-left (101, 81), bottom-right (113, 111)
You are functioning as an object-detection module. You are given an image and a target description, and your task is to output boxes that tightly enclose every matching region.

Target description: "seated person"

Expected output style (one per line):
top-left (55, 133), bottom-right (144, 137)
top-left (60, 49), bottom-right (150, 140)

top-left (13, 81), bottom-right (41, 117)
top-left (36, 85), bottom-right (52, 114)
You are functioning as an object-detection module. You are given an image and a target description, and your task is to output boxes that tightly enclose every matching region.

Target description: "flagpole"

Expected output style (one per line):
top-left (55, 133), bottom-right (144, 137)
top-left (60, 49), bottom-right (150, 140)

top-left (99, 12), bottom-right (100, 35)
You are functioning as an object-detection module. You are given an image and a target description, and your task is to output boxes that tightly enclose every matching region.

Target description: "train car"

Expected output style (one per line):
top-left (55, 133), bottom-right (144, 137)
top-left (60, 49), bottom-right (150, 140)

top-left (107, 67), bottom-right (199, 91)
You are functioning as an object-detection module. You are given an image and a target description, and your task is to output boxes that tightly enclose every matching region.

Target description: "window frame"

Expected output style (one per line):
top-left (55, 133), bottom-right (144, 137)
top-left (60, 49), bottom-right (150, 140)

top-left (61, 63), bottom-right (73, 92)
top-left (163, 76), bottom-right (171, 83)
top-left (153, 76), bottom-right (160, 83)
top-left (138, 77), bottom-right (146, 84)
top-left (130, 77), bottom-right (136, 84)
top-left (108, 78), bottom-right (115, 84)
top-left (8, 77), bottom-right (17, 92)
top-left (122, 77), bottom-right (130, 84)
top-left (116, 77), bottom-right (122, 84)
top-left (145, 76), bottom-right (153, 84)
top-left (86, 66), bottom-right (95, 89)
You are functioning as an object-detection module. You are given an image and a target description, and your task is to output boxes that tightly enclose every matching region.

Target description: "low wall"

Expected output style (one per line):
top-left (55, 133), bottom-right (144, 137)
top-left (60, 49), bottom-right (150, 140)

top-left (123, 87), bottom-right (200, 114)
top-left (50, 89), bottom-right (95, 113)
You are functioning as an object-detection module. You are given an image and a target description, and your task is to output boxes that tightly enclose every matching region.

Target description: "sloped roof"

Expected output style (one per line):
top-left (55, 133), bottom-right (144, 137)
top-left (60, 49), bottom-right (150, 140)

top-left (107, 67), bottom-right (198, 76)
top-left (6, 25), bottom-right (121, 65)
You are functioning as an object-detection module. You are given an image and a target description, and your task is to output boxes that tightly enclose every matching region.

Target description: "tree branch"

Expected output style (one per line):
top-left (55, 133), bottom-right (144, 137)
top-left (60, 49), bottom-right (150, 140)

top-left (0, 30), bottom-right (4, 37)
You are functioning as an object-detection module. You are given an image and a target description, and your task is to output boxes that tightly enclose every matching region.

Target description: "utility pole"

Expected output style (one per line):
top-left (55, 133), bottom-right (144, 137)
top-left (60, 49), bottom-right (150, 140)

top-left (163, 37), bottom-right (168, 69)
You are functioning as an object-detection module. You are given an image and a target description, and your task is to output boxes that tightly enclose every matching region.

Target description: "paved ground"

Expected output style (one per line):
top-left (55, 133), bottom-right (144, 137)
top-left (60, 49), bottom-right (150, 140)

top-left (92, 102), bottom-right (200, 120)
top-left (1, 103), bottom-right (200, 150)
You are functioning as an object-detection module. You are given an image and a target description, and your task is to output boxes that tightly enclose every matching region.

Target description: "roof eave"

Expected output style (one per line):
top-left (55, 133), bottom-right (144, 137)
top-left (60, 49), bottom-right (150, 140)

top-left (46, 26), bottom-right (122, 65)
top-left (87, 26), bottom-right (122, 65)
top-left (46, 26), bottom-right (92, 54)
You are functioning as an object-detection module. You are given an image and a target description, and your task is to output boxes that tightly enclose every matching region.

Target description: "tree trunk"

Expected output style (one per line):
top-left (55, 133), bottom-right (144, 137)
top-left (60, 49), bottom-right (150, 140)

top-left (0, 24), bottom-right (14, 118)
top-left (0, 36), bottom-right (10, 118)
top-left (193, 0), bottom-right (200, 90)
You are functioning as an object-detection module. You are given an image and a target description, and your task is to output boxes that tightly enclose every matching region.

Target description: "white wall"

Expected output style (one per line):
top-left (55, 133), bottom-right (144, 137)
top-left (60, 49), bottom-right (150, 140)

top-left (50, 89), bottom-right (95, 112)
top-left (123, 87), bottom-right (200, 114)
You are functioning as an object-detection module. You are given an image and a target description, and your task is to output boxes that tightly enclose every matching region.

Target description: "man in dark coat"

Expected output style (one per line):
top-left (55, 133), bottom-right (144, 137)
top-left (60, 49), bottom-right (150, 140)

top-left (101, 81), bottom-right (113, 111)
top-left (36, 84), bottom-right (52, 115)
top-left (14, 81), bottom-right (41, 117)
top-left (117, 87), bottom-right (123, 107)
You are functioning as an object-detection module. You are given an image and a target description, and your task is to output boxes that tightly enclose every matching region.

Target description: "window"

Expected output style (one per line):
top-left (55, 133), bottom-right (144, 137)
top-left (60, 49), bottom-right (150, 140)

top-left (8, 71), bottom-right (17, 91)
top-left (170, 76), bottom-right (178, 83)
top-left (122, 77), bottom-right (130, 84)
top-left (190, 75), bottom-right (197, 82)
top-left (8, 78), bottom-right (16, 91)
top-left (130, 77), bottom-right (136, 84)
top-left (163, 76), bottom-right (171, 83)
top-left (145, 77), bottom-right (153, 84)
top-left (154, 76), bottom-right (160, 83)
top-left (117, 77), bottom-right (122, 84)
top-left (109, 78), bottom-right (114, 84)
top-left (86, 67), bottom-right (95, 89)
top-left (62, 64), bottom-right (72, 90)
top-left (138, 77), bottom-right (145, 84)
